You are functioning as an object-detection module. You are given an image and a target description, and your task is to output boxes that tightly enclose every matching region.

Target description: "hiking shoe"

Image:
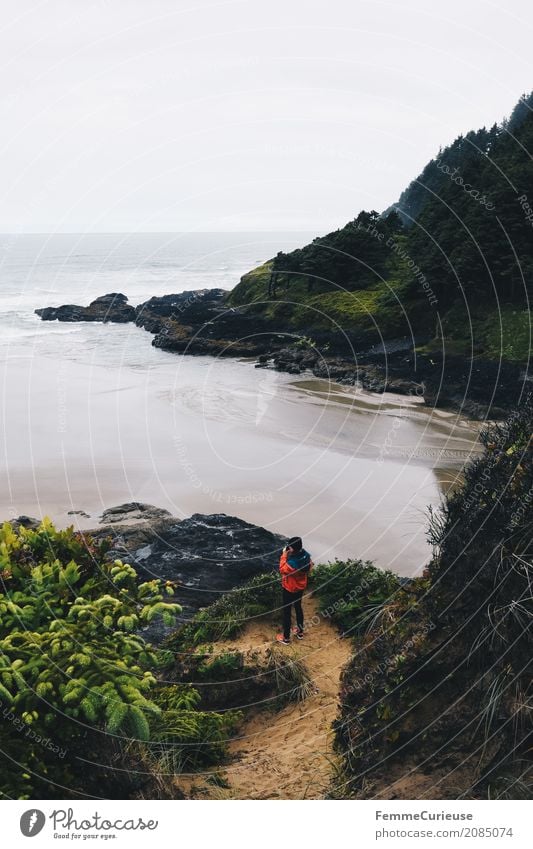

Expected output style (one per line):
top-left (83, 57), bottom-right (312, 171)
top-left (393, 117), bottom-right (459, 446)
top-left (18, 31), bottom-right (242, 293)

top-left (276, 634), bottom-right (290, 645)
top-left (292, 627), bottom-right (304, 639)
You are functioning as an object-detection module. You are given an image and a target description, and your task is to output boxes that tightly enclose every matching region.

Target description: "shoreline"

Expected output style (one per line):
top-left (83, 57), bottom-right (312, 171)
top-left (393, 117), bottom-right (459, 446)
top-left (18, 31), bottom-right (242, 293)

top-left (34, 288), bottom-right (525, 420)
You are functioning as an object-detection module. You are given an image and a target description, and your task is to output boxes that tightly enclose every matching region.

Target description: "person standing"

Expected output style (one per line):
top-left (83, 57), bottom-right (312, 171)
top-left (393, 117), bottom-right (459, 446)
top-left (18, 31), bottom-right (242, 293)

top-left (276, 536), bottom-right (313, 645)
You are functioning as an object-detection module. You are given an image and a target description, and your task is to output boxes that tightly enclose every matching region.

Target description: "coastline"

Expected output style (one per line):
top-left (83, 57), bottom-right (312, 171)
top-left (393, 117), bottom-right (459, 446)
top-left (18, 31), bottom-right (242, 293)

top-left (34, 288), bottom-right (525, 421)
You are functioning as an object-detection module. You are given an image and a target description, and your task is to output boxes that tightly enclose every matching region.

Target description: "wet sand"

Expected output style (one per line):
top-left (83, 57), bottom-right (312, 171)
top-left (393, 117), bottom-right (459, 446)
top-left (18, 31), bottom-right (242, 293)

top-left (0, 322), bottom-right (482, 574)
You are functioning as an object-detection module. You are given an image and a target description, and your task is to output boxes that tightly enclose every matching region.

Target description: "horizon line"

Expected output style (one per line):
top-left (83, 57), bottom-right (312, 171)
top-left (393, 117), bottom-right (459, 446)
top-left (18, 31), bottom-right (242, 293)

top-left (0, 229), bottom-right (319, 236)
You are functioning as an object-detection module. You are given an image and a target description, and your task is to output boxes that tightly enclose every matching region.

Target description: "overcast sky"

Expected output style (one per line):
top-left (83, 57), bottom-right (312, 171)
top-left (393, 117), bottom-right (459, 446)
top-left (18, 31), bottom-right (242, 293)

top-left (1, 0), bottom-right (532, 233)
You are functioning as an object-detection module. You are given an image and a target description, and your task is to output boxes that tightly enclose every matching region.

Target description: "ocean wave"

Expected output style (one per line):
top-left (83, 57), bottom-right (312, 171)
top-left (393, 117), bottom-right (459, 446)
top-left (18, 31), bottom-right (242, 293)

top-left (32, 326), bottom-right (84, 335)
top-left (0, 327), bottom-right (84, 340)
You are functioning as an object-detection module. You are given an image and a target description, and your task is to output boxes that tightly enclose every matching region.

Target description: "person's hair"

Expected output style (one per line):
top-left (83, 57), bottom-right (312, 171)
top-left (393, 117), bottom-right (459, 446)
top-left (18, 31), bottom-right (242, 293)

top-left (287, 536), bottom-right (303, 552)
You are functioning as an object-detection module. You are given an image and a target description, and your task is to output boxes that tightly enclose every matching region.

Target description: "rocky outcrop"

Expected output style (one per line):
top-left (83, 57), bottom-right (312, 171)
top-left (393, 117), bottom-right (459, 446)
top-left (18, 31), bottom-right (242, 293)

top-left (258, 343), bottom-right (525, 418)
top-left (134, 288), bottom-right (227, 333)
top-left (99, 501), bottom-right (173, 525)
top-left (146, 291), bottom-right (284, 357)
top-left (80, 504), bottom-right (285, 638)
top-left (35, 287), bottom-right (285, 357)
top-left (8, 515), bottom-right (41, 530)
top-left (35, 292), bottom-right (135, 323)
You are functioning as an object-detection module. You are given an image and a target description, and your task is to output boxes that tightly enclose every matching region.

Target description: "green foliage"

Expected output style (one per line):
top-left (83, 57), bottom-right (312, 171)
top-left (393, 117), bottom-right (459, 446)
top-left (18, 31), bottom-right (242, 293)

top-left (427, 395), bottom-right (533, 664)
top-left (293, 335), bottom-right (317, 349)
top-left (265, 647), bottom-right (314, 704)
top-left (226, 261), bottom-right (273, 306)
top-left (229, 212), bottom-right (408, 341)
top-left (311, 559), bottom-right (400, 636)
top-left (405, 109), bottom-right (533, 313)
top-left (0, 518), bottom-right (181, 798)
top-left (139, 685), bottom-right (242, 772)
top-left (166, 572), bottom-right (280, 648)
top-left (425, 397), bottom-right (533, 790)
top-left (197, 651), bottom-right (243, 681)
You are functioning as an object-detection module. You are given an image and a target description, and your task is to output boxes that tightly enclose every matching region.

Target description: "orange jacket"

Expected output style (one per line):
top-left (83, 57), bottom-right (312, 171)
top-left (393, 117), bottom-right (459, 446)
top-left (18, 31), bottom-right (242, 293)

top-left (279, 548), bottom-right (312, 593)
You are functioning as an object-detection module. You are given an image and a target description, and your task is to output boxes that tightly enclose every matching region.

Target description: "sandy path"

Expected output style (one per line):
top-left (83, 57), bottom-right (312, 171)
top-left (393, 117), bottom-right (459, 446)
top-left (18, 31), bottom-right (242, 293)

top-left (216, 597), bottom-right (352, 800)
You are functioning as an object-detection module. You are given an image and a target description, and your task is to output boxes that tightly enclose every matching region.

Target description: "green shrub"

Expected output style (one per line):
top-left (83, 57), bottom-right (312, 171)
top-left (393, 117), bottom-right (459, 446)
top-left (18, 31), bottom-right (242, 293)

top-left (311, 559), bottom-right (400, 636)
top-left (197, 652), bottom-right (243, 681)
top-left (0, 518), bottom-right (181, 798)
top-left (137, 685), bottom-right (242, 773)
top-left (265, 647), bottom-right (314, 704)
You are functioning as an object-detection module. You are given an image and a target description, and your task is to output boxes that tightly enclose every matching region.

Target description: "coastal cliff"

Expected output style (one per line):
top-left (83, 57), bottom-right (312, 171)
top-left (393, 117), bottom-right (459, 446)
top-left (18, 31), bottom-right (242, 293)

top-left (34, 94), bottom-right (533, 418)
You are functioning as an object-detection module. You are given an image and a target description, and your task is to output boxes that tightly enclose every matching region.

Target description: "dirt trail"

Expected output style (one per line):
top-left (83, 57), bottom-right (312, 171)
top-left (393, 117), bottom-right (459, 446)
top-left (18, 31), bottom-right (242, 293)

top-left (216, 597), bottom-right (352, 800)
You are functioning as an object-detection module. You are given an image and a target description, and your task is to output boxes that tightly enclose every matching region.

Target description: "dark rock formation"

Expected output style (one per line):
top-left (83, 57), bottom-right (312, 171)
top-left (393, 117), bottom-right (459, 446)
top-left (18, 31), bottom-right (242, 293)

top-left (9, 515), bottom-right (41, 530)
top-left (35, 287), bottom-right (286, 357)
top-left (134, 288), bottom-right (227, 334)
top-left (261, 345), bottom-right (422, 396)
top-left (146, 290), bottom-right (285, 357)
top-left (99, 502), bottom-right (173, 524)
top-left (35, 292), bottom-right (135, 323)
top-left (259, 342), bottom-right (526, 418)
top-left (82, 505), bottom-right (285, 638)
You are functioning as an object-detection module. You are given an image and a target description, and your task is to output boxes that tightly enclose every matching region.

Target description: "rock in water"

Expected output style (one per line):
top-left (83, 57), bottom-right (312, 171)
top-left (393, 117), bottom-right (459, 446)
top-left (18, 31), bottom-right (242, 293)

top-left (134, 288), bottom-right (228, 333)
top-left (34, 287), bottom-right (280, 355)
top-left (35, 292), bottom-right (135, 323)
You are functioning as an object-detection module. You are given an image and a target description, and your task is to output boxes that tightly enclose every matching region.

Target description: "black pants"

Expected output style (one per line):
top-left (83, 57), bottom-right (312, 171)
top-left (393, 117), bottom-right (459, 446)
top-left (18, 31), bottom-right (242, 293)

top-left (282, 588), bottom-right (304, 640)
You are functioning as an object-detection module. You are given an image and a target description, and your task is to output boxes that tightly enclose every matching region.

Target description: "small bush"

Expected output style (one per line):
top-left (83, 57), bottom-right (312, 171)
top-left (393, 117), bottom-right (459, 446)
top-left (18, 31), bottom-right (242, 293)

top-left (266, 647), bottom-right (315, 704)
top-left (311, 559), bottom-right (400, 636)
top-left (138, 685), bottom-right (242, 773)
top-left (197, 652), bottom-right (244, 681)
